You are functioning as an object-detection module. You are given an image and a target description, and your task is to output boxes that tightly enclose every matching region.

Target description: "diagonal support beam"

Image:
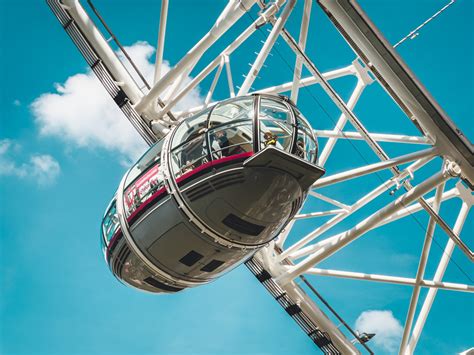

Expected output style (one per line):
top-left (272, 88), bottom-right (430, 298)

top-left (290, 0), bottom-right (312, 103)
top-left (406, 201), bottom-right (471, 353)
top-left (318, 79), bottom-right (365, 166)
top-left (153, 0), bottom-right (169, 84)
top-left (313, 147), bottom-right (437, 189)
top-left (306, 268), bottom-right (474, 293)
top-left (277, 166), bottom-right (456, 285)
top-left (238, 0), bottom-right (296, 95)
top-left (415, 188), bottom-right (473, 261)
top-left (255, 65), bottom-right (355, 95)
top-left (308, 191), bottom-right (350, 211)
top-left (399, 182), bottom-right (445, 352)
top-left (204, 57), bottom-right (225, 106)
top-left (292, 187), bottom-right (459, 261)
top-left (279, 156), bottom-right (435, 261)
top-left (223, 55), bottom-right (235, 97)
top-left (134, 0), bottom-right (257, 113)
top-left (277, 26), bottom-right (391, 163)
top-left (294, 209), bottom-right (345, 220)
top-left (315, 130), bottom-right (430, 145)
top-left (151, 1), bottom-right (282, 121)
top-left (374, 187), bottom-right (458, 228)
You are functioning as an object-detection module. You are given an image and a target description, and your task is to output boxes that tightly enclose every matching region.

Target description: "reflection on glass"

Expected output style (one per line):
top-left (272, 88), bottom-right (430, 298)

top-left (125, 140), bottom-right (163, 187)
top-left (124, 164), bottom-right (165, 216)
top-left (260, 98), bottom-right (291, 122)
top-left (259, 98), bottom-right (293, 151)
top-left (208, 121), bottom-right (253, 160)
top-left (171, 109), bottom-right (210, 149)
top-left (121, 252), bottom-right (150, 288)
top-left (123, 139), bottom-right (165, 217)
top-left (171, 135), bottom-right (209, 177)
top-left (296, 112), bottom-right (318, 163)
top-left (102, 200), bottom-right (119, 246)
top-left (169, 98), bottom-right (255, 178)
top-left (209, 97), bottom-right (254, 127)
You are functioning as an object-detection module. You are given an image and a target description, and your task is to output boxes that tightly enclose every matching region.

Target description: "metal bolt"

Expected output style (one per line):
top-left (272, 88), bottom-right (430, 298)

top-left (445, 160), bottom-right (461, 177)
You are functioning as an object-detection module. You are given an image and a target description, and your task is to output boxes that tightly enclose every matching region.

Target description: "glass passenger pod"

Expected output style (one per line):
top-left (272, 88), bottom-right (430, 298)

top-left (100, 94), bottom-right (320, 293)
top-left (103, 94), bottom-right (318, 257)
top-left (169, 94), bottom-right (317, 187)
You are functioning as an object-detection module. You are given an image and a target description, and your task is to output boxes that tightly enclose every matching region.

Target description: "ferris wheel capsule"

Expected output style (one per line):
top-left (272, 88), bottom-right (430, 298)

top-left (100, 94), bottom-right (325, 293)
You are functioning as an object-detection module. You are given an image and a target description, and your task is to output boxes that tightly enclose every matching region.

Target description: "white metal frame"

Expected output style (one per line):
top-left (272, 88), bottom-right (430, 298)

top-left (49, 0), bottom-right (473, 353)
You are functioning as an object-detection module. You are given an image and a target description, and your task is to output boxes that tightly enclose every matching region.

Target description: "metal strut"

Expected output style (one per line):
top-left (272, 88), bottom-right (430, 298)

top-left (86, 0), bottom-right (177, 121)
top-left (245, 257), bottom-right (344, 354)
top-left (47, 0), bottom-right (159, 144)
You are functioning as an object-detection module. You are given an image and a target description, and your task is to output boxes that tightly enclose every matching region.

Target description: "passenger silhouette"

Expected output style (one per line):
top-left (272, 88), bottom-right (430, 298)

top-left (264, 132), bottom-right (277, 146)
top-left (217, 131), bottom-right (230, 156)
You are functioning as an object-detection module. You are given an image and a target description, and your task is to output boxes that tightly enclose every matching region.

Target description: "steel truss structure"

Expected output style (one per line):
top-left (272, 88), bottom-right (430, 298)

top-left (48, 0), bottom-right (473, 353)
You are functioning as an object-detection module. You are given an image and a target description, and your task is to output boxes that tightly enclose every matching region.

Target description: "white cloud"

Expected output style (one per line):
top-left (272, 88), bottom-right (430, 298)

top-left (0, 139), bottom-right (27, 177)
top-left (31, 41), bottom-right (203, 164)
top-left (30, 154), bottom-right (61, 185)
top-left (13, 99), bottom-right (21, 106)
top-left (118, 41), bottom-right (202, 112)
top-left (355, 310), bottom-right (403, 353)
top-left (0, 139), bottom-right (13, 155)
top-left (0, 139), bottom-right (61, 186)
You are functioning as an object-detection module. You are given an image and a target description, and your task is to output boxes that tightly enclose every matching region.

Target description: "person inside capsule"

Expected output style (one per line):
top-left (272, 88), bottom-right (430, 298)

top-left (101, 94), bottom-right (324, 294)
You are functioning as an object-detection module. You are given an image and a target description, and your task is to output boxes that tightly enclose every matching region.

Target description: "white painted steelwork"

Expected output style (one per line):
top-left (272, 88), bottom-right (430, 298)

top-left (134, 0), bottom-right (258, 113)
top-left (153, 0), bottom-right (168, 85)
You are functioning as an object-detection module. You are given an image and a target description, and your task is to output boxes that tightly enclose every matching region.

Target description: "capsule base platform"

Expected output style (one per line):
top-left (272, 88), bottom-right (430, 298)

top-left (244, 146), bottom-right (325, 190)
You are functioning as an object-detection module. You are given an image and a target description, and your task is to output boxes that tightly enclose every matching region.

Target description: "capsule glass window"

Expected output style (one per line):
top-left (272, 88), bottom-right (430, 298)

top-left (207, 120), bottom-right (253, 161)
top-left (102, 201), bottom-right (119, 244)
top-left (258, 98), bottom-right (293, 151)
top-left (295, 112), bottom-right (318, 163)
top-left (208, 97), bottom-right (254, 128)
top-left (101, 199), bottom-right (119, 258)
top-left (170, 134), bottom-right (209, 178)
top-left (171, 109), bottom-right (210, 149)
top-left (123, 140), bottom-right (165, 217)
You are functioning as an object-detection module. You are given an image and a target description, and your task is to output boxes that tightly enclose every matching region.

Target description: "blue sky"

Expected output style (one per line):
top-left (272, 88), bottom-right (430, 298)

top-left (0, 1), bottom-right (472, 354)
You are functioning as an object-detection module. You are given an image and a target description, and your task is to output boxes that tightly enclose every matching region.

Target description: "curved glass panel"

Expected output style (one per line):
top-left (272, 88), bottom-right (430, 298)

top-left (260, 98), bottom-right (292, 122)
top-left (170, 97), bottom-right (255, 177)
top-left (125, 140), bottom-right (163, 187)
top-left (208, 120), bottom-right (253, 160)
top-left (259, 98), bottom-right (293, 151)
top-left (123, 140), bottom-right (165, 217)
top-left (101, 199), bottom-right (120, 257)
top-left (295, 111), bottom-right (318, 163)
top-left (171, 109), bottom-right (210, 149)
top-left (208, 97), bottom-right (254, 128)
top-left (170, 134), bottom-right (209, 177)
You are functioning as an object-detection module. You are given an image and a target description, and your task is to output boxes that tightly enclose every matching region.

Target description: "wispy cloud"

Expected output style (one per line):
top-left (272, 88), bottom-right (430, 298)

top-left (31, 41), bottom-right (202, 164)
top-left (29, 154), bottom-right (61, 185)
top-left (355, 310), bottom-right (403, 353)
top-left (0, 139), bottom-right (61, 186)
